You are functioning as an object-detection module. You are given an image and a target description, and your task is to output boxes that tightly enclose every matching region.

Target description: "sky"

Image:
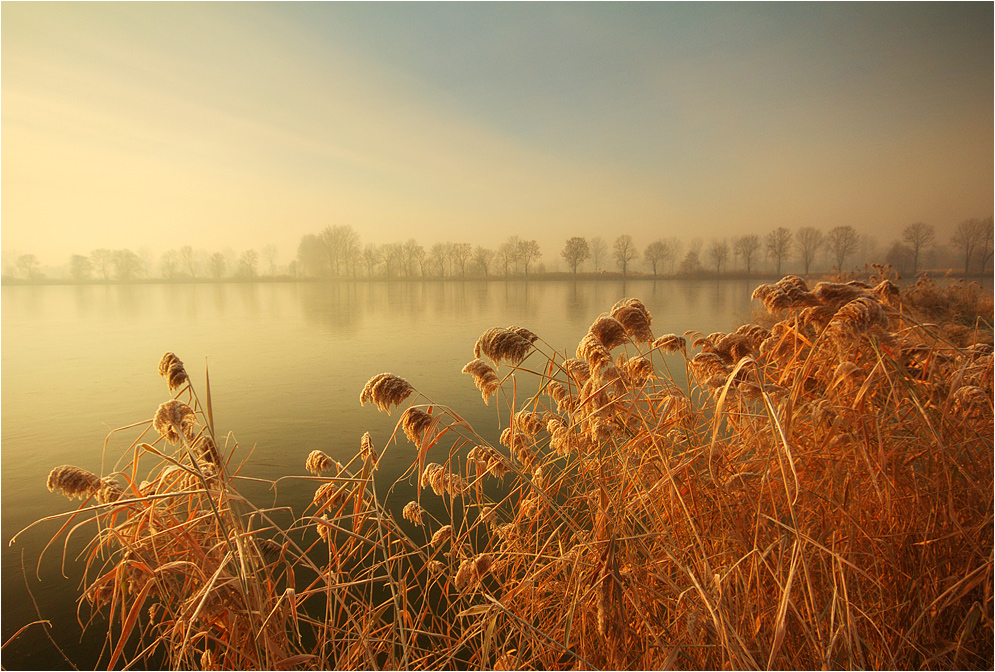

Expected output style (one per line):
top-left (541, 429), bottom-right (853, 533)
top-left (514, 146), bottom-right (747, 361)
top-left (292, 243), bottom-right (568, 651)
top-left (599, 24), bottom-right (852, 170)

top-left (2, 2), bottom-right (992, 268)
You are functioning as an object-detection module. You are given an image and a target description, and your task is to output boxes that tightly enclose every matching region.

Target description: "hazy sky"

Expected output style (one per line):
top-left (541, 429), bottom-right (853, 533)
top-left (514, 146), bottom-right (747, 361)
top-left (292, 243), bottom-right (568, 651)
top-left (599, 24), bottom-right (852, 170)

top-left (2, 2), bottom-right (992, 267)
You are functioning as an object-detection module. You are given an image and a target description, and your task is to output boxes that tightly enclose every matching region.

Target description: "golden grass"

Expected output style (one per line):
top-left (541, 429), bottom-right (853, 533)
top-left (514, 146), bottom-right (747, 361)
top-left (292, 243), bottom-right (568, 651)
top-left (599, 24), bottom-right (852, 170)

top-left (13, 274), bottom-right (994, 670)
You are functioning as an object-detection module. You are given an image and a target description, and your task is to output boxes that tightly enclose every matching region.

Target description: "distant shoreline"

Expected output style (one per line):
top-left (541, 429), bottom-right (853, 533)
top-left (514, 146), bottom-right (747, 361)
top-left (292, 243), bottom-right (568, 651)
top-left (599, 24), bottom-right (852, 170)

top-left (3, 269), bottom-right (993, 287)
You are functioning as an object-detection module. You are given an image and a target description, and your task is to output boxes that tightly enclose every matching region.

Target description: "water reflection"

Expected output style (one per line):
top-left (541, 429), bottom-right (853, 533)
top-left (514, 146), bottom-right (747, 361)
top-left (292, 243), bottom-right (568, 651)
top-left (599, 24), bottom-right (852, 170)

top-left (565, 281), bottom-right (589, 326)
top-left (679, 279), bottom-right (702, 310)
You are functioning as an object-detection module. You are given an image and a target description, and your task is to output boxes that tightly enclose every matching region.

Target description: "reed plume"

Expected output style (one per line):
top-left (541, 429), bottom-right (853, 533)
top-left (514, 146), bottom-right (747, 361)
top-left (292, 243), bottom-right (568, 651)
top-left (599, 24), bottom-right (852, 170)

top-left (588, 315), bottom-right (629, 350)
top-left (828, 296), bottom-right (889, 341)
top-left (577, 333), bottom-right (613, 371)
top-left (653, 333), bottom-right (686, 353)
top-left (430, 524), bottom-right (453, 547)
top-left (610, 298), bottom-right (654, 342)
top-left (402, 501), bottom-right (425, 525)
top-left (359, 372), bottom-right (414, 413)
top-left (359, 431), bottom-right (378, 466)
top-left (561, 358), bottom-right (592, 385)
top-left (153, 399), bottom-right (198, 445)
top-left (812, 281), bottom-right (870, 309)
top-left (513, 410), bottom-right (544, 437)
top-left (313, 481), bottom-right (346, 510)
top-left (305, 450), bottom-right (339, 475)
top-left (401, 407), bottom-right (435, 444)
top-left (462, 358), bottom-right (501, 404)
top-left (473, 327), bottom-right (535, 367)
top-left (46, 465), bottom-right (103, 500)
top-left (158, 352), bottom-right (189, 392)
top-left (195, 435), bottom-right (222, 466)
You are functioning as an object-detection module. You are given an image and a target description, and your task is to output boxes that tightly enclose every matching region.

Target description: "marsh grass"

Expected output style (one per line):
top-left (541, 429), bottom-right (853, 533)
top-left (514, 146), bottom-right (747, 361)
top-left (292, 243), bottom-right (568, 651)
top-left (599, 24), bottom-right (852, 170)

top-left (11, 276), bottom-right (994, 670)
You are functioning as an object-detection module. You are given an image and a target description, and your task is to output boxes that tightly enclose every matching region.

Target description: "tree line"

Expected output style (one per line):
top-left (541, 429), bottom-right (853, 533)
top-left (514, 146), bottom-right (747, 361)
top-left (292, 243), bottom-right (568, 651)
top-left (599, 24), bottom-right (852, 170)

top-left (3, 217), bottom-right (991, 282)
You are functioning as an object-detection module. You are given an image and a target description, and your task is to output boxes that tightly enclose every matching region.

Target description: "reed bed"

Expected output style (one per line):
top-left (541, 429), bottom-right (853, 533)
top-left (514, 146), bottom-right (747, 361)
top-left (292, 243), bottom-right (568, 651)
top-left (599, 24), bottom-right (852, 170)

top-left (15, 274), bottom-right (994, 669)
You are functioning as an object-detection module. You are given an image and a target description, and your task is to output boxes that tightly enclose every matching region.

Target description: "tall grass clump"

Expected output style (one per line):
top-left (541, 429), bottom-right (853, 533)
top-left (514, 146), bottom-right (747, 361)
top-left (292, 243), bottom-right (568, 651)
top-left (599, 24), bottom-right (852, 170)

top-left (15, 277), bottom-right (994, 669)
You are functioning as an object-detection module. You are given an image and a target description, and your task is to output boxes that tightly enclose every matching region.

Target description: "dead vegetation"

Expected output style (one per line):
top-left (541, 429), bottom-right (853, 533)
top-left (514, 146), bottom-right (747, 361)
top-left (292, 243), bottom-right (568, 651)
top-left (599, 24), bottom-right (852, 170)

top-left (13, 275), bottom-right (993, 669)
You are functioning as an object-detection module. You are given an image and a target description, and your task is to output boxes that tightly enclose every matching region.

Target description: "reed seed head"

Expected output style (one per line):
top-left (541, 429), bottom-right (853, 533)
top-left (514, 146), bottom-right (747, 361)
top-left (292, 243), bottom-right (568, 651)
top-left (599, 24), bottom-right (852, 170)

top-left (313, 482), bottom-right (346, 510)
top-left (561, 358), bottom-right (592, 385)
top-left (402, 500), bottom-right (425, 525)
top-left (430, 524), bottom-right (453, 547)
top-left (305, 450), bottom-right (340, 475)
top-left (401, 407), bottom-right (435, 444)
top-left (157, 352), bottom-right (189, 392)
top-left (812, 281), bottom-right (870, 309)
top-left (577, 332), bottom-right (613, 371)
top-left (360, 431), bottom-right (378, 466)
top-left (96, 476), bottom-right (123, 504)
top-left (828, 296), bottom-right (889, 341)
top-left (653, 334), bottom-right (687, 354)
top-left (195, 435), bottom-right (222, 466)
top-left (153, 400), bottom-right (198, 445)
top-left (610, 298), bottom-right (654, 342)
top-left (47, 465), bottom-right (103, 500)
top-left (588, 315), bottom-right (629, 350)
top-left (513, 410), bottom-right (544, 437)
top-left (359, 373), bottom-right (414, 413)
top-left (624, 356), bottom-right (654, 385)
top-left (473, 327), bottom-right (535, 367)
top-left (689, 352), bottom-right (730, 384)
top-left (462, 358), bottom-right (501, 404)
top-left (454, 558), bottom-right (476, 590)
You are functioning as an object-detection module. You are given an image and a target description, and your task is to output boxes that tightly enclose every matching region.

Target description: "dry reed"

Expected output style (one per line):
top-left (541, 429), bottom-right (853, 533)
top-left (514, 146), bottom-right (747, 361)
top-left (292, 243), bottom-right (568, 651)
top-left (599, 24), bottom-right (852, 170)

top-left (21, 276), bottom-right (994, 671)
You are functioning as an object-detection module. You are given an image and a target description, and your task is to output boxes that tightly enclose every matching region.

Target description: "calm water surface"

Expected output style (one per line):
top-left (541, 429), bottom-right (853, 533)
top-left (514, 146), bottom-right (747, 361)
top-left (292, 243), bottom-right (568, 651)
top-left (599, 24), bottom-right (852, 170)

top-left (1, 279), bottom-right (755, 669)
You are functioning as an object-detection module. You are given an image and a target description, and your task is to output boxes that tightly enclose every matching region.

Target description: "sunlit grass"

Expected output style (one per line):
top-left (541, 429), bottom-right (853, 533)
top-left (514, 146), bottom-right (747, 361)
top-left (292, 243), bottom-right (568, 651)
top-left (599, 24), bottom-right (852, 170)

top-left (12, 270), bottom-right (993, 669)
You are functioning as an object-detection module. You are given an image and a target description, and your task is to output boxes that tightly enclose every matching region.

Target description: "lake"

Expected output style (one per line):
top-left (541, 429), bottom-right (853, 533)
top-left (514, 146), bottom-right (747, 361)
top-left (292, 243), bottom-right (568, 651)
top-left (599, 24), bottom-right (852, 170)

top-left (1, 277), bottom-right (760, 669)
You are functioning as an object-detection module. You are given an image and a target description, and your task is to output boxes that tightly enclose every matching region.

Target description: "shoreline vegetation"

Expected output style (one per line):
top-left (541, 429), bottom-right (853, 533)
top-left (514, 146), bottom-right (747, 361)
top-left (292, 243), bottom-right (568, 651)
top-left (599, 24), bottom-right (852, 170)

top-left (2, 266), bottom-right (993, 287)
top-left (8, 272), bottom-right (994, 669)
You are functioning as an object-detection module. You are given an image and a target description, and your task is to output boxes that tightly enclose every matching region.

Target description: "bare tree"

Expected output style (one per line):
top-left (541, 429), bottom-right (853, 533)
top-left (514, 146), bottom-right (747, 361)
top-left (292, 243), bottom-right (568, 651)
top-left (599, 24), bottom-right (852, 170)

top-left (827, 226), bottom-right (859, 272)
top-left (679, 248), bottom-right (702, 274)
top-left (161, 250), bottom-right (180, 279)
top-left (498, 237), bottom-right (520, 277)
top-left (381, 242), bottom-right (404, 278)
top-left (796, 227), bottom-right (824, 275)
top-left (428, 243), bottom-right (448, 278)
top-left (613, 235), bottom-right (639, 277)
top-left (590, 236), bottom-right (608, 271)
top-left (70, 254), bottom-right (93, 282)
top-left (91, 249), bottom-right (114, 281)
top-left (261, 244), bottom-right (278, 276)
top-left (885, 241), bottom-right (913, 276)
top-left (362, 244), bottom-right (380, 278)
top-left (951, 218), bottom-right (986, 275)
top-left (902, 222), bottom-right (935, 275)
top-left (403, 239), bottom-right (424, 277)
top-left (561, 237), bottom-right (590, 274)
top-left (179, 245), bottom-right (196, 278)
top-left (643, 240), bottom-right (667, 275)
top-left (452, 242), bottom-right (473, 277)
top-left (734, 235), bottom-right (761, 276)
top-left (473, 246), bottom-right (494, 276)
top-left (114, 249), bottom-right (142, 281)
top-left (765, 227), bottom-right (792, 276)
top-left (981, 216), bottom-right (994, 273)
top-left (209, 252), bottom-right (227, 280)
top-left (517, 240), bottom-right (542, 277)
top-left (665, 237), bottom-right (683, 274)
top-left (17, 254), bottom-right (40, 280)
top-left (238, 249), bottom-right (259, 278)
top-left (708, 239), bottom-right (729, 275)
